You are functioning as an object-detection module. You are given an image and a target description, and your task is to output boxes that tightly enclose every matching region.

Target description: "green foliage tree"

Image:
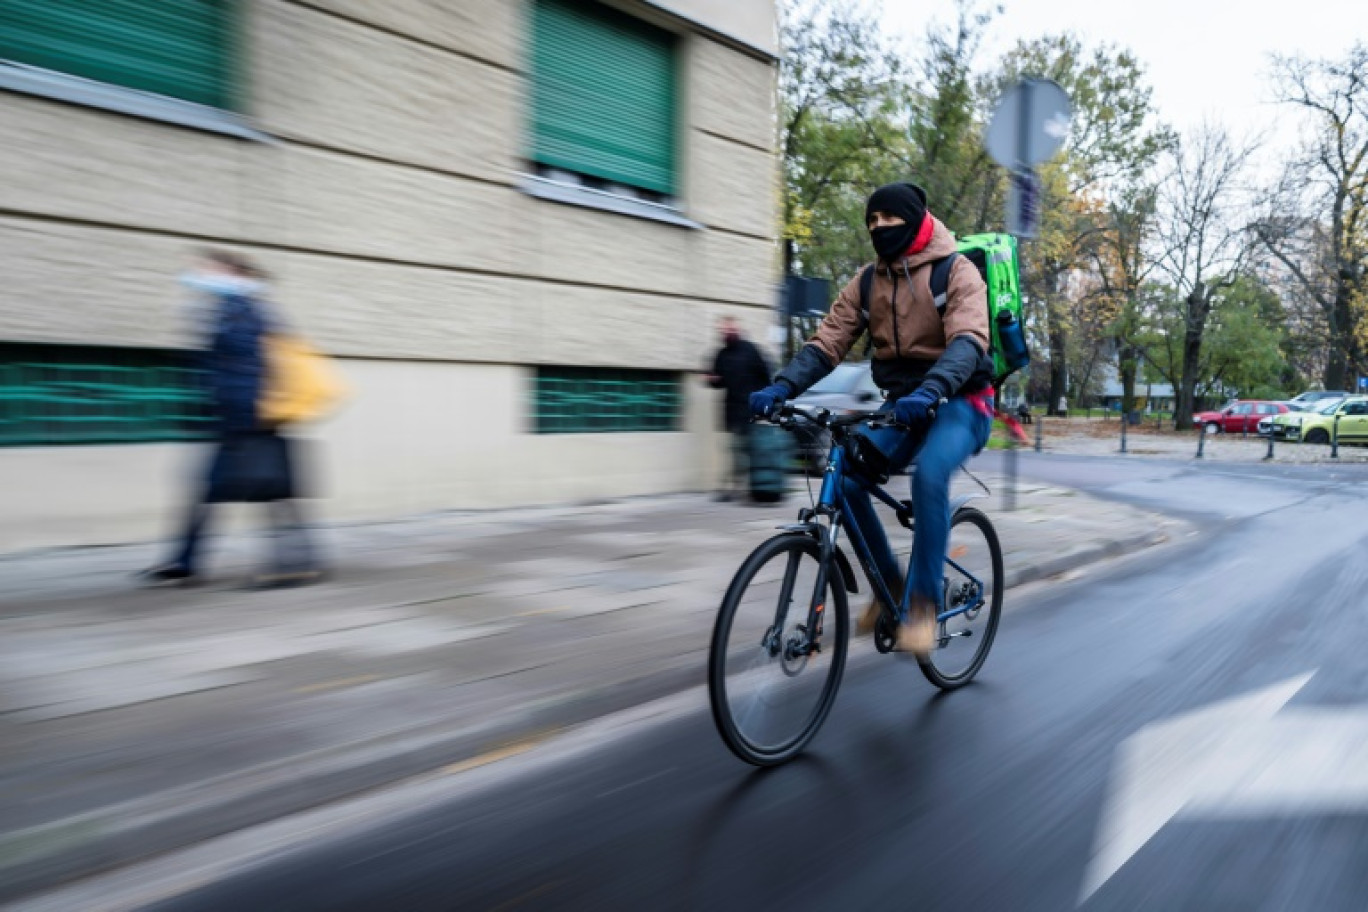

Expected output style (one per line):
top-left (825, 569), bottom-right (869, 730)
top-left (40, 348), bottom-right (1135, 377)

top-left (780, 0), bottom-right (911, 283)
top-left (988, 35), bottom-right (1171, 413)
top-left (1135, 275), bottom-right (1286, 408)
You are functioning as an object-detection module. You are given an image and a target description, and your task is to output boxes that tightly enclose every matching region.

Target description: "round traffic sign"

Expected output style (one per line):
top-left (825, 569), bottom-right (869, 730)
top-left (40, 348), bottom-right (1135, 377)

top-left (984, 78), bottom-right (1072, 169)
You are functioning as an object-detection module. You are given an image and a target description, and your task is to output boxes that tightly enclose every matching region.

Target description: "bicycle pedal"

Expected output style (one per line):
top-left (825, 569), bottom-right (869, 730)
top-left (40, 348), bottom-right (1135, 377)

top-left (873, 613), bottom-right (897, 654)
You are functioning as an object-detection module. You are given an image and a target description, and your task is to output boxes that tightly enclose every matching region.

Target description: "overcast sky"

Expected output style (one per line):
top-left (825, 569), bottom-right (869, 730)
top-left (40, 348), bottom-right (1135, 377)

top-left (879, 0), bottom-right (1368, 165)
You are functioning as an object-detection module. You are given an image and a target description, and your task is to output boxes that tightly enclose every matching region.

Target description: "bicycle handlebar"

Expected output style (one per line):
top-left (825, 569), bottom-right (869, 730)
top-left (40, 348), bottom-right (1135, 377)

top-left (759, 402), bottom-right (929, 432)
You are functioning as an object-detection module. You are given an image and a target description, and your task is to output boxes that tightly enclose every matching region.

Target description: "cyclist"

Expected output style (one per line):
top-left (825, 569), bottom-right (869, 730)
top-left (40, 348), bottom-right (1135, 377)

top-left (749, 182), bottom-right (993, 655)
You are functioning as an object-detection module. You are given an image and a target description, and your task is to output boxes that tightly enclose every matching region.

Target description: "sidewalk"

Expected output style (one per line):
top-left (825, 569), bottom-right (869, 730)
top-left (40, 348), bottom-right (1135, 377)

top-left (0, 475), bottom-right (1182, 901)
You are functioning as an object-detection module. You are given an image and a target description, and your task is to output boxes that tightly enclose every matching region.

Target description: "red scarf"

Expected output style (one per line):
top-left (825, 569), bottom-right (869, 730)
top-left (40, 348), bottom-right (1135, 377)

top-left (905, 212), bottom-right (936, 257)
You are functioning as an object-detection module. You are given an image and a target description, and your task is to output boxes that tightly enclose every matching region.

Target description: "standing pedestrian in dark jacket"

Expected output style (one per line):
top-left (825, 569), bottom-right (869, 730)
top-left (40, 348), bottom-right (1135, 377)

top-left (706, 317), bottom-right (772, 501)
top-left (141, 251), bottom-right (318, 587)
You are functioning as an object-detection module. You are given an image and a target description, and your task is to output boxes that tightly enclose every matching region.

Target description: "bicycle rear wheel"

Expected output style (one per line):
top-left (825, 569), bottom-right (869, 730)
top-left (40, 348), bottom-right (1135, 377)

top-left (918, 507), bottom-right (1003, 690)
top-left (709, 534), bottom-right (849, 766)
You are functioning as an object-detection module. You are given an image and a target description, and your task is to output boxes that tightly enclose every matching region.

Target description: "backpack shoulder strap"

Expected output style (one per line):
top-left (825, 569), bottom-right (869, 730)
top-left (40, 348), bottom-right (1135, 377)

top-left (858, 264), bottom-right (876, 318)
top-left (858, 264), bottom-right (877, 356)
top-left (929, 252), bottom-right (960, 315)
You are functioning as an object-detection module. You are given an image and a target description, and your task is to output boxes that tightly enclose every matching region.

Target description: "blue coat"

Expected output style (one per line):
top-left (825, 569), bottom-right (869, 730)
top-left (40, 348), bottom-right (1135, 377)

top-left (204, 293), bottom-right (268, 434)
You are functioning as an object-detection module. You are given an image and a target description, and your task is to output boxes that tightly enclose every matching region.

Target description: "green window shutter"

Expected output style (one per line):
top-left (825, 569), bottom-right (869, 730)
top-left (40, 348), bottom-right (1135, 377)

top-left (531, 0), bottom-right (676, 196)
top-left (0, 343), bottom-right (214, 447)
top-left (534, 366), bottom-right (681, 434)
top-left (0, 0), bottom-right (233, 109)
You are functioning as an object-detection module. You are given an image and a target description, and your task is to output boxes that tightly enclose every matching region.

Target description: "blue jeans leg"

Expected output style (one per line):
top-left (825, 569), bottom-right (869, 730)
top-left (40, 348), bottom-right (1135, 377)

top-left (908, 397), bottom-right (991, 607)
top-left (841, 412), bottom-right (919, 606)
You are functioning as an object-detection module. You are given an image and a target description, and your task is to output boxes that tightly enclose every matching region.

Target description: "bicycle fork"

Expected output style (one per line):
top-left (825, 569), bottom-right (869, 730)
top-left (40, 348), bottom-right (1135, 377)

top-left (763, 524), bottom-right (838, 660)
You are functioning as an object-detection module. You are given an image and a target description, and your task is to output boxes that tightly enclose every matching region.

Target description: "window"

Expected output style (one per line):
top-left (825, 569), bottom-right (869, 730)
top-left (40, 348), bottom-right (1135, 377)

top-left (533, 366), bottom-right (681, 434)
top-left (0, 343), bottom-right (213, 447)
top-left (530, 0), bottom-right (677, 200)
top-left (0, 1), bottom-right (235, 108)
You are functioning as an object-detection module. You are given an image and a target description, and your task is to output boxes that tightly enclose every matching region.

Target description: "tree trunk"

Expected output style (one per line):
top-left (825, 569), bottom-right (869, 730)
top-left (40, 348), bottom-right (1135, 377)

top-left (1047, 327), bottom-right (1068, 416)
top-left (1175, 318), bottom-right (1203, 430)
top-left (1119, 344), bottom-right (1138, 416)
top-left (1325, 347), bottom-right (1349, 391)
top-left (1323, 289), bottom-right (1353, 390)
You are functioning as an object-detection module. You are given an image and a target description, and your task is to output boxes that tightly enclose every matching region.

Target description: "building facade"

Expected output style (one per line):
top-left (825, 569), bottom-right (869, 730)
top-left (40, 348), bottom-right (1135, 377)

top-left (0, 0), bottom-right (779, 549)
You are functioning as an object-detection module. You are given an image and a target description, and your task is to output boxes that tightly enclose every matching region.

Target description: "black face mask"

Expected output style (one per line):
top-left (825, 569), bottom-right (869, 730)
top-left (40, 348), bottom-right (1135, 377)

top-left (870, 223), bottom-right (916, 262)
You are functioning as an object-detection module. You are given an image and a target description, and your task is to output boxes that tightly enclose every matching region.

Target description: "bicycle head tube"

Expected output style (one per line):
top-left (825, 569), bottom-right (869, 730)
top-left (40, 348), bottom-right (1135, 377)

top-left (817, 440), bottom-right (844, 508)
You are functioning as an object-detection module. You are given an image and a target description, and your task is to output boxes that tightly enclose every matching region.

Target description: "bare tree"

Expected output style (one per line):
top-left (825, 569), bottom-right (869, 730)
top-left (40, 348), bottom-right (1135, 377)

top-left (1153, 125), bottom-right (1258, 428)
top-left (1254, 45), bottom-right (1368, 390)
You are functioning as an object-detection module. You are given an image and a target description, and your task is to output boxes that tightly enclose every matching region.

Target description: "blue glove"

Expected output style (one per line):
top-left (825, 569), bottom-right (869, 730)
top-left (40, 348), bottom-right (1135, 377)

top-left (892, 387), bottom-right (943, 429)
top-left (749, 383), bottom-right (790, 418)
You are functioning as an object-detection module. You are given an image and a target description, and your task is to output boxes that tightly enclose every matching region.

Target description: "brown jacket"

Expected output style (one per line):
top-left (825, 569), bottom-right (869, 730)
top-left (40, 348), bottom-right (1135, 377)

top-left (810, 217), bottom-right (990, 367)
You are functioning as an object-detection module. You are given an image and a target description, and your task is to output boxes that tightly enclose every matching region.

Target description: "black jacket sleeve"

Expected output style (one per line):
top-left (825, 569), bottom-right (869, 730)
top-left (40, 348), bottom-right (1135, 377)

top-left (918, 336), bottom-right (986, 401)
top-left (775, 343), bottom-right (835, 397)
top-left (707, 349), bottom-right (725, 388)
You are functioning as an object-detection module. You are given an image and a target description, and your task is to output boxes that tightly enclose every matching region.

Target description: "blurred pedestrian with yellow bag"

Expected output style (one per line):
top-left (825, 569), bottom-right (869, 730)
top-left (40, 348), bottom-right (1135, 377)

top-left (140, 252), bottom-right (344, 588)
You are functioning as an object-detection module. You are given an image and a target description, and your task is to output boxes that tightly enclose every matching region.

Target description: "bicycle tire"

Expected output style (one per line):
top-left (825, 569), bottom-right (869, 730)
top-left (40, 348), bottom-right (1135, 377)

top-left (708, 533), bottom-right (849, 766)
top-left (917, 507), bottom-right (1003, 691)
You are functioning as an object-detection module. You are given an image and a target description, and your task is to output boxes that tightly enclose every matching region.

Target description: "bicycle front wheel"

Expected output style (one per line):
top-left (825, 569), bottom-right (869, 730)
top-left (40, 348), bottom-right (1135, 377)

top-left (918, 507), bottom-right (1003, 690)
top-left (708, 534), bottom-right (849, 766)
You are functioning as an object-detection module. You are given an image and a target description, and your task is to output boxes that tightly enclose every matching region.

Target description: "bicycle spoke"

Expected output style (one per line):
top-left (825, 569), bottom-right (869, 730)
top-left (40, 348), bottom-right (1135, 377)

top-left (919, 508), bottom-right (1003, 689)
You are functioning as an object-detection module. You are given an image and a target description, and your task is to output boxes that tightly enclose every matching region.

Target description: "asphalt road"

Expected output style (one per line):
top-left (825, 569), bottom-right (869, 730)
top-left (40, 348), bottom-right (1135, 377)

top-left (62, 455), bottom-right (1368, 911)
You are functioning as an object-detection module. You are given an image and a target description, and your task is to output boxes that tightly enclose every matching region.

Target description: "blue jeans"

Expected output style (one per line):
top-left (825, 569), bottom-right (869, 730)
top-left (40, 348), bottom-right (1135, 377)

top-left (842, 396), bottom-right (992, 615)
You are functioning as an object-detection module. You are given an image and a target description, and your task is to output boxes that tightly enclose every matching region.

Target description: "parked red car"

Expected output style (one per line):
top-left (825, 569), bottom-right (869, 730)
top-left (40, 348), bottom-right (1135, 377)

top-left (1192, 400), bottom-right (1289, 434)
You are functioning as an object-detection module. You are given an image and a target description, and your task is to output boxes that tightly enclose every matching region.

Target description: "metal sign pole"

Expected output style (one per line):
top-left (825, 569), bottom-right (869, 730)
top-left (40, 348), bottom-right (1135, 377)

top-left (1005, 440), bottom-right (1018, 512)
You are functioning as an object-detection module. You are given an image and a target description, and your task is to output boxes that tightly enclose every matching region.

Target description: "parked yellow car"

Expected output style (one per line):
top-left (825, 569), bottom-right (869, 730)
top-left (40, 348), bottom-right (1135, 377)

top-left (1269, 395), bottom-right (1368, 443)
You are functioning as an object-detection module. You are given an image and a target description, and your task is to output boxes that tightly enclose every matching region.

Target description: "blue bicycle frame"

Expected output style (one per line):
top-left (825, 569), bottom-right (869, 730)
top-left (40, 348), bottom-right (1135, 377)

top-left (816, 438), bottom-right (984, 626)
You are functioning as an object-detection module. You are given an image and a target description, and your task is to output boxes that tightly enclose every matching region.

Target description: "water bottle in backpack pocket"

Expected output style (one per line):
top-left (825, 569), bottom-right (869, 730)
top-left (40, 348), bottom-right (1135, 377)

top-left (995, 308), bottom-right (1029, 374)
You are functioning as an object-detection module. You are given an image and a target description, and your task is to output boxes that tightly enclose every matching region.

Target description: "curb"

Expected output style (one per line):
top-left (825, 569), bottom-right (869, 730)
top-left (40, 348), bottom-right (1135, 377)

top-left (0, 522), bottom-right (1175, 902)
top-left (1003, 528), bottom-right (1170, 589)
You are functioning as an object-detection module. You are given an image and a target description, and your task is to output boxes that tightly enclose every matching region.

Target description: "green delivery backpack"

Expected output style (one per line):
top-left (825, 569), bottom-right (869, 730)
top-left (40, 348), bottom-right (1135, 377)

top-left (857, 232), bottom-right (1030, 385)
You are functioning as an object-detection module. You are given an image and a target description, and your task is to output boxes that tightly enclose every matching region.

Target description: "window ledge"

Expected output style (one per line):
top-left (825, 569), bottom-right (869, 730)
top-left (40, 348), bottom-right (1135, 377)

top-left (518, 174), bottom-right (701, 229)
top-left (0, 63), bottom-right (274, 142)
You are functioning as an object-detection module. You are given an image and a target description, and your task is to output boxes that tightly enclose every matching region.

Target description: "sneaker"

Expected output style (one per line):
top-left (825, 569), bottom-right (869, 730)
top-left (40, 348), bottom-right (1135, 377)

top-left (896, 600), bottom-right (937, 657)
top-left (855, 598), bottom-right (886, 635)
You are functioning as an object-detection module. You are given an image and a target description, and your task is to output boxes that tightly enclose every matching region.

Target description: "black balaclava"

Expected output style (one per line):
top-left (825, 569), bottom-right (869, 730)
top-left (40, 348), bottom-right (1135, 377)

top-left (865, 182), bottom-right (928, 262)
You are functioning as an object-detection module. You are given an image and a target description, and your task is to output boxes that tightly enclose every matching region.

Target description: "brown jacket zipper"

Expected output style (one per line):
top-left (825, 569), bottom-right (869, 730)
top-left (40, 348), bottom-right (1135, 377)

top-left (889, 270), bottom-right (902, 356)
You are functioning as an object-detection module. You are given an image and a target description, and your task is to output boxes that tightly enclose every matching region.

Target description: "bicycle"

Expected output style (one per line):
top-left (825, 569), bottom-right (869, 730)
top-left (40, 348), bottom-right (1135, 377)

top-left (707, 403), bottom-right (1004, 766)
